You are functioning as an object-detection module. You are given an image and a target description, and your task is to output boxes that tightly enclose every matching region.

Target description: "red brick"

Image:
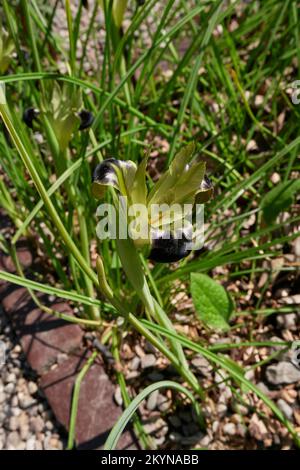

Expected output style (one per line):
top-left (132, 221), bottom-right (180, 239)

top-left (41, 352), bottom-right (138, 450)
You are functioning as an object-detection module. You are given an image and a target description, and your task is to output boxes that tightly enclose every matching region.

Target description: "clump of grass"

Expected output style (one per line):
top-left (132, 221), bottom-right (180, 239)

top-left (0, 0), bottom-right (299, 450)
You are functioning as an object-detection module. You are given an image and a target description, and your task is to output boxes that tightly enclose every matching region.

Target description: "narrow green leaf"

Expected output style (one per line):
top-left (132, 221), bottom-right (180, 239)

top-left (261, 180), bottom-right (300, 225)
top-left (104, 380), bottom-right (201, 450)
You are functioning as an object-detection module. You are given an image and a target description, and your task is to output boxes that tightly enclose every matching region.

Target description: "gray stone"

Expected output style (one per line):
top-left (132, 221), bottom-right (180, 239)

top-left (30, 416), bottom-right (45, 434)
top-left (266, 362), bottom-right (300, 385)
top-left (26, 437), bottom-right (36, 450)
top-left (146, 390), bottom-right (159, 411)
top-left (217, 403), bottom-right (227, 418)
top-left (157, 393), bottom-right (171, 412)
top-left (28, 381), bottom-right (38, 395)
top-left (5, 373), bottom-right (16, 383)
top-left (277, 399), bottom-right (293, 420)
top-left (236, 423), bottom-right (246, 437)
top-left (223, 422), bottom-right (236, 436)
top-left (199, 435), bottom-right (211, 447)
top-left (19, 394), bottom-right (35, 410)
top-left (0, 392), bottom-right (6, 404)
top-left (8, 416), bottom-right (19, 432)
top-left (19, 424), bottom-right (30, 441)
top-left (276, 313), bottom-right (297, 329)
top-left (114, 386), bottom-right (123, 406)
top-left (130, 356), bottom-right (140, 371)
top-left (191, 354), bottom-right (213, 377)
top-left (6, 431), bottom-right (21, 448)
top-left (141, 354), bottom-right (156, 369)
top-left (4, 383), bottom-right (15, 394)
top-left (45, 420), bottom-right (54, 431)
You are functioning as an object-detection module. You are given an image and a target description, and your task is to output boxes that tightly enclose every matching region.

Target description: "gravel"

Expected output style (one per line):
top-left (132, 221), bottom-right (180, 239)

top-left (277, 399), bottom-right (293, 421)
top-left (0, 310), bottom-right (65, 450)
top-left (223, 422), bottom-right (236, 436)
top-left (141, 354), bottom-right (156, 369)
top-left (146, 390), bottom-right (159, 411)
top-left (266, 361), bottom-right (300, 385)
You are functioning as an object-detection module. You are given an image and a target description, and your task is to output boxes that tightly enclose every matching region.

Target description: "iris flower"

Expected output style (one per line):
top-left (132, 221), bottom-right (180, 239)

top-left (92, 143), bottom-right (213, 262)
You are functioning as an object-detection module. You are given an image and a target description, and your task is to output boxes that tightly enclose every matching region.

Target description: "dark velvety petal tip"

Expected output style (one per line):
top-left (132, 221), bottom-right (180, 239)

top-left (22, 108), bottom-right (39, 129)
top-left (79, 109), bottom-right (94, 130)
top-left (149, 233), bottom-right (190, 263)
top-left (92, 158), bottom-right (119, 183)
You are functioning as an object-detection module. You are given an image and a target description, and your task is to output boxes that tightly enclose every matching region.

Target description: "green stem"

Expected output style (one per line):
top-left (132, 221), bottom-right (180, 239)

top-left (67, 351), bottom-right (98, 450)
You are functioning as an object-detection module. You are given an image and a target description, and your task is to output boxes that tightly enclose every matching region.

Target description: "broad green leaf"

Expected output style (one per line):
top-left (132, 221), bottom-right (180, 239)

top-left (190, 273), bottom-right (233, 331)
top-left (261, 180), bottom-right (300, 225)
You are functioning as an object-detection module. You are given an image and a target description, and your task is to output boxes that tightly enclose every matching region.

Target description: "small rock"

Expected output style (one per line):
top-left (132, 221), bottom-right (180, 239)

top-left (30, 416), bottom-right (44, 434)
top-left (191, 354), bottom-right (213, 377)
top-left (248, 414), bottom-right (268, 441)
top-left (141, 354), bottom-right (156, 369)
top-left (215, 370), bottom-right (229, 389)
top-left (156, 419), bottom-right (168, 437)
top-left (4, 383), bottom-right (15, 394)
top-left (0, 412), bottom-right (5, 426)
top-left (276, 313), bottom-right (297, 329)
top-left (129, 357), bottom-right (140, 371)
top-left (146, 390), bottom-right (159, 411)
top-left (56, 353), bottom-right (68, 365)
top-left (256, 382), bottom-right (272, 396)
top-left (35, 441), bottom-right (43, 450)
top-left (5, 373), bottom-right (16, 383)
top-left (28, 381), bottom-right (38, 395)
top-left (219, 386), bottom-right (232, 403)
top-left (212, 421), bottom-right (219, 434)
top-left (0, 392), bottom-right (6, 404)
top-left (232, 401), bottom-right (248, 415)
top-left (236, 423), bottom-right (246, 437)
top-left (277, 399), bottom-right (293, 420)
top-left (26, 437), bottom-right (36, 450)
top-left (245, 369), bottom-right (255, 381)
top-left (157, 393), bottom-right (171, 412)
top-left (114, 386), bottom-right (123, 407)
top-left (199, 435), bottom-right (211, 447)
top-left (6, 431), bottom-right (21, 449)
top-left (217, 403), bottom-right (227, 418)
top-left (266, 362), bottom-right (300, 385)
top-left (223, 422), bottom-right (236, 436)
top-left (19, 424), bottom-right (30, 440)
top-left (45, 420), bottom-right (54, 431)
top-left (49, 437), bottom-right (62, 449)
top-left (11, 396), bottom-right (18, 407)
top-left (18, 394), bottom-right (35, 409)
top-left (11, 407), bottom-right (21, 417)
top-left (126, 371), bottom-right (139, 380)
top-left (8, 416), bottom-right (19, 432)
